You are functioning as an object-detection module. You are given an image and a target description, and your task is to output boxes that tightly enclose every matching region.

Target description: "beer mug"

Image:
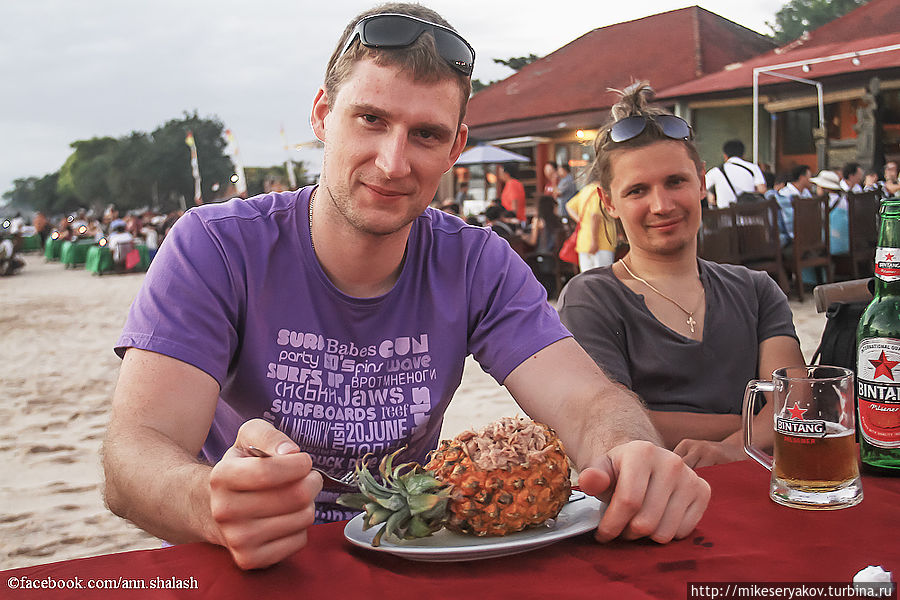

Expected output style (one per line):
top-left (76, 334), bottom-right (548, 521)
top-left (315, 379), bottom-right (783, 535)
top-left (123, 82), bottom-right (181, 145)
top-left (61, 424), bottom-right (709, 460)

top-left (743, 365), bottom-right (863, 509)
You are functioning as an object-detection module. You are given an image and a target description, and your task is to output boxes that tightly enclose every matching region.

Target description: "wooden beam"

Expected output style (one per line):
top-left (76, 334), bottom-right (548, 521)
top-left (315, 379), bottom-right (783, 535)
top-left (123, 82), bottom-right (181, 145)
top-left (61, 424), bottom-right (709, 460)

top-left (688, 96), bottom-right (768, 109)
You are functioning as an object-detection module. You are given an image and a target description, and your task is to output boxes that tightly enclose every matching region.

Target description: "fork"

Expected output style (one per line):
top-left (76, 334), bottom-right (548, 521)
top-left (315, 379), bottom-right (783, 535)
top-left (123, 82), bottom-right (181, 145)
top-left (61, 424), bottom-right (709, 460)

top-left (245, 445), bottom-right (358, 491)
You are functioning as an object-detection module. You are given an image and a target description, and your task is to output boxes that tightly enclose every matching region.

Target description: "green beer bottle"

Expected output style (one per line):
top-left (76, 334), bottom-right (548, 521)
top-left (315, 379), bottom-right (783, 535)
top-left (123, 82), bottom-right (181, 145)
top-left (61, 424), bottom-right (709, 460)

top-left (856, 199), bottom-right (900, 473)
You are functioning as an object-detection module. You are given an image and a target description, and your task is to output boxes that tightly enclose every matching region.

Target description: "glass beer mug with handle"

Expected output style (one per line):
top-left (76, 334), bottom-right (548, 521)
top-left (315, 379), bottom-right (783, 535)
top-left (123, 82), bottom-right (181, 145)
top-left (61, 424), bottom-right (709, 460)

top-left (743, 365), bottom-right (863, 509)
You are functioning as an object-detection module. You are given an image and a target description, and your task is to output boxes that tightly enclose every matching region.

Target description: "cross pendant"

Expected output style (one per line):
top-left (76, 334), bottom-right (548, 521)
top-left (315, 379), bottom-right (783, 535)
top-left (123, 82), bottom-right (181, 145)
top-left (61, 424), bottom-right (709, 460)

top-left (686, 315), bottom-right (697, 333)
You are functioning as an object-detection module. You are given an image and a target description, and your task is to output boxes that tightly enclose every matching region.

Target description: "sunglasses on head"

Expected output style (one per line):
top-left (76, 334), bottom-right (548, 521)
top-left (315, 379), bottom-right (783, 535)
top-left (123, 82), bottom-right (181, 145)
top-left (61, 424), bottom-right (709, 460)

top-left (340, 13), bottom-right (476, 77)
top-left (606, 114), bottom-right (693, 144)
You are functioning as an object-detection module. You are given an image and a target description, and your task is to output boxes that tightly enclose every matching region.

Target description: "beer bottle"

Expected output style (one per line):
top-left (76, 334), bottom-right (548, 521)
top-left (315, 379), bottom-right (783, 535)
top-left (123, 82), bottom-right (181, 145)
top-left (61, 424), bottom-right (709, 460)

top-left (856, 199), bottom-right (900, 473)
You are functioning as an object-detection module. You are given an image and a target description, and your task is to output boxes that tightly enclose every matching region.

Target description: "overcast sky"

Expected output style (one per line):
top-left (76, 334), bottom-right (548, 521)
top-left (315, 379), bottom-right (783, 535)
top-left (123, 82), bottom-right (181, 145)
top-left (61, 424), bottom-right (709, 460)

top-left (0, 0), bottom-right (787, 200)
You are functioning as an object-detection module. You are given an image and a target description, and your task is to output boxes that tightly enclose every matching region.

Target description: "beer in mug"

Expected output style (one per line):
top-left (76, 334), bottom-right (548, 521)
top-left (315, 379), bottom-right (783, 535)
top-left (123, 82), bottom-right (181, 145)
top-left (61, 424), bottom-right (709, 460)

top-left (744, 366), bottom-right (863, 509)
top-left (773, 423), bottom-right (858, 490)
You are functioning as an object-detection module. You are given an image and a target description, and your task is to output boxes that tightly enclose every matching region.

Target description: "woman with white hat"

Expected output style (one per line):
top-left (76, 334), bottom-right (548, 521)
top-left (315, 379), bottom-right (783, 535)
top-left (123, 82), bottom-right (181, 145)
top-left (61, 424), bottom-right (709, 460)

top-left (809, 169), bottom-right (842, 194)
top-left (808, 169), bottom-right (848, 256)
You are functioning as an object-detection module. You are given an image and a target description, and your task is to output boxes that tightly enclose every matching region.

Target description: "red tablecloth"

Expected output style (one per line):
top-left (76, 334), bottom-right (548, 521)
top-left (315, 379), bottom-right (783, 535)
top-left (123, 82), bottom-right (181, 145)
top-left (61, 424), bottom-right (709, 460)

top-left (3, 460), bottom-right (898, 599)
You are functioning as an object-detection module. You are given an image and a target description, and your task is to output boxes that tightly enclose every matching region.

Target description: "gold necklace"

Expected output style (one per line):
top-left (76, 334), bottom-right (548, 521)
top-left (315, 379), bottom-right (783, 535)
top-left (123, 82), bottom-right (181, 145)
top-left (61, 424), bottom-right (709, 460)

top-left (619, 259), bottom-right (702, 333)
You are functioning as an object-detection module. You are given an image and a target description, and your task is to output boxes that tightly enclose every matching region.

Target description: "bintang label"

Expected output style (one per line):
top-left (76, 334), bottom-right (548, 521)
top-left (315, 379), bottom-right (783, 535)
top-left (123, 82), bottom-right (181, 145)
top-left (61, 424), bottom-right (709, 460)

top-left (776, 417), bottom-right (826, 437)
top-left (874, 247), bottom-right (900, 281)
top-left (857, 337), bottom-right (900, 448)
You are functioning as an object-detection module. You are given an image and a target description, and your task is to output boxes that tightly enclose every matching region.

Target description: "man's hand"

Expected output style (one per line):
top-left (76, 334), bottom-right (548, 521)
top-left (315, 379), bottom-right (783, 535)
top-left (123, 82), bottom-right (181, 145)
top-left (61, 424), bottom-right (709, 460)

top-left (674, 438), bottom-right (748, 469)
top-left (209, 419), bottom-right (322, 570)
top-left (577, 440), bottom-right (710, 544)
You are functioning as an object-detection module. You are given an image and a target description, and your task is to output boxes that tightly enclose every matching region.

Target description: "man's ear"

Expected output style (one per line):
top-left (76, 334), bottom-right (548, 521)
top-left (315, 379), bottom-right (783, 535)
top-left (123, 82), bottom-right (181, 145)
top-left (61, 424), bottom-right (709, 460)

top-left (597, 186), bottom-right (617, 219)
top-left (447, 123), bottom-right (468, 170)
top-left (310, 88), bottom-right (330, 142)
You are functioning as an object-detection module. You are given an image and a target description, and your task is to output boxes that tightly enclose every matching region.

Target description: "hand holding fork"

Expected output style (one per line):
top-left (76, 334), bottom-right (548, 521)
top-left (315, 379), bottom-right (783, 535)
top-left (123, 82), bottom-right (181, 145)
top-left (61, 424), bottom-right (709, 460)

top-left (245, 445), bottom-right (358, 492)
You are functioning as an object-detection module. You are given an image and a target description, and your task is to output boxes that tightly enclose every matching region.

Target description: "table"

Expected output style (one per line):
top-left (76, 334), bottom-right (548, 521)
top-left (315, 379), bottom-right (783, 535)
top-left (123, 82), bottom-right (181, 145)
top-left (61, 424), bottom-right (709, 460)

top-left (21, 234), bottom-right (42, 251)
top-left (59, 239), bottom-right (96, 268)
top-left (85, 244), bottom-right (150, 275)
top-left (44, 237), bottom-right (64, 261)
top-left (2, 461), bottom-right (897, 599)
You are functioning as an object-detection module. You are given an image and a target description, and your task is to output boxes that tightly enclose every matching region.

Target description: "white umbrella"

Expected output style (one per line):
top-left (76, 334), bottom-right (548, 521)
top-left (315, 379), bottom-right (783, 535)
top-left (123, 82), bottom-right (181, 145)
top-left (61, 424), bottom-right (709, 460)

top-left (455, 145), bottom-right (530, 165)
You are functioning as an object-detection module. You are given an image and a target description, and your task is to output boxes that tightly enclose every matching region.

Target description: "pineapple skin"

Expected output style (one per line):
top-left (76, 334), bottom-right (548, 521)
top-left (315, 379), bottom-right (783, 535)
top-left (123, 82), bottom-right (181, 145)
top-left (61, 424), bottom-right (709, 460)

top-left (424, 426), bottom-right (571, 536)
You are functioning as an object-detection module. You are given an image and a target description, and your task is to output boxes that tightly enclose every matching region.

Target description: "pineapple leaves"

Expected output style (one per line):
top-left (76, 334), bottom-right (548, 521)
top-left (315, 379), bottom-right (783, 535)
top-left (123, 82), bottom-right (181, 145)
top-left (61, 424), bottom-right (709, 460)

top-left (356, 463), bottom-right (393, 496)
top-left (373, 493), bottom-right (406, 511)
top-left (407, 515), bottom-right (440, 538)
top-left (335, 493), bottom-right (369, 510)
top-left (404, 473), bottom-right (444, 496)
top-left (337, 444), bottom-right (450, 546)
top-left (363, 504), bottom-right (392, 529)
top-left (373, 507), bottom-right (412, 546)
top-left (407, 493), bottom-right (448, 515)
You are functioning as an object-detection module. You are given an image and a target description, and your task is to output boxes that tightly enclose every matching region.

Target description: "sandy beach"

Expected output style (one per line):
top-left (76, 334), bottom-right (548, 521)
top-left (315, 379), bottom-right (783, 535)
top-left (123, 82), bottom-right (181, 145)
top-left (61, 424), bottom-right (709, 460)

top-left (0, 251), bottom-right (828, 570)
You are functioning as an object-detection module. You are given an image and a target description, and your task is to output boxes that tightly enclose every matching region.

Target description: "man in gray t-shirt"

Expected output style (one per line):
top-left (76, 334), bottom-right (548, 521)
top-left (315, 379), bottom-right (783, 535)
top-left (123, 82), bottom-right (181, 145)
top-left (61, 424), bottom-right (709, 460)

top-left (556, 82), bottom-right (805, 472)
top-left (558, 259), bottom-right (797, 416)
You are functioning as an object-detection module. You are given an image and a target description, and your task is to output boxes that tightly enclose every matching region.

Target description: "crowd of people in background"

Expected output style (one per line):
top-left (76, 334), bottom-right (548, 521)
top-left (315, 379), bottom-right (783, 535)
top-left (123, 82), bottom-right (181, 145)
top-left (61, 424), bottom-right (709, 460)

top-left (701, 139), bottom-right (900, 258)
top-left (0, 204), bottom-right (185, 275)
top-left (47, 205), bottom-right (183, 251)
top-left (6, 146), bottom-right (899, 284)
top-left (438, 160), bottom-right (624, 300)
top-left (438, 142), bottom-right (899, 301)
top-left (761, 158), bottom-right (898, 255)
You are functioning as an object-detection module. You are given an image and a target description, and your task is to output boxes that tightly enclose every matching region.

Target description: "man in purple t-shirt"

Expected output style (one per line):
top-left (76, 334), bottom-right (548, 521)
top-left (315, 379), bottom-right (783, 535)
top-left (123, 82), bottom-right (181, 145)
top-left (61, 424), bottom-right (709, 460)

top-left (102, 3), bottom-right (710, 570)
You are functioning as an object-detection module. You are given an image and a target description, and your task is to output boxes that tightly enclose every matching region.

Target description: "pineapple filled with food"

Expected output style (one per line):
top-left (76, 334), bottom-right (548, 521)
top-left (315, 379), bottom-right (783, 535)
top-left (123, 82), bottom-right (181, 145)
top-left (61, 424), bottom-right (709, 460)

top-left (338, 416), bottom-right (572, 546)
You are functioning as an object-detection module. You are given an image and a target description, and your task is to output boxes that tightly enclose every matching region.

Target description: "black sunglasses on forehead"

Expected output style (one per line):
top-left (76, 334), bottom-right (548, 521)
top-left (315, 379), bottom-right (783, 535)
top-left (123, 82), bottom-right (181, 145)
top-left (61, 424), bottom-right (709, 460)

top-left (607, 114), bottom-right (693, 144)
top-left (339, 13), bottom-right (476, 76)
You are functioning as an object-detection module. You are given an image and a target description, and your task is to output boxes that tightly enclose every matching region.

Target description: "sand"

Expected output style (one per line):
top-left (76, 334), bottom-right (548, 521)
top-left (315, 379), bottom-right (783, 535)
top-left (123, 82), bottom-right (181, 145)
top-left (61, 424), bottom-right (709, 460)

top-left (0, 251), bottom-right (827, 570)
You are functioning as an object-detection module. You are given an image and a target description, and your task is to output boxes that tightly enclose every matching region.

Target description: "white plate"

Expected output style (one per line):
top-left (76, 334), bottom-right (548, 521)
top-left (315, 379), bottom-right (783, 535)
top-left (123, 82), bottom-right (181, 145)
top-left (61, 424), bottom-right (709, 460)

top-left (343, 492), bottom-right (606, 562)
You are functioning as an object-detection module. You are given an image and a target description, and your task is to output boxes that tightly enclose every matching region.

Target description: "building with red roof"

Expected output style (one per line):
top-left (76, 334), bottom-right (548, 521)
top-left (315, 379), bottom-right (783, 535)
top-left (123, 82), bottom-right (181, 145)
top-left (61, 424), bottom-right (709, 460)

top-left (452, 0), bottom-right (900, 216)
top-left (457, 6), bottom-right (775, 209)
top-left (656, 0), bottom-right (900, 174)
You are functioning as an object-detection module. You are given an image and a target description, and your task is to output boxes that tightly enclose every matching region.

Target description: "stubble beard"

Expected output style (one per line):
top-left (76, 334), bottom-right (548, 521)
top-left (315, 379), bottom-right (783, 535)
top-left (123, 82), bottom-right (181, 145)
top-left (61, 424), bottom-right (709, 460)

top-left (649, 237), bottom-right (692, 257)
top-left (642, 216), bottom-right (700, 257)
top-left (320, 180), bottom-right (420, 238)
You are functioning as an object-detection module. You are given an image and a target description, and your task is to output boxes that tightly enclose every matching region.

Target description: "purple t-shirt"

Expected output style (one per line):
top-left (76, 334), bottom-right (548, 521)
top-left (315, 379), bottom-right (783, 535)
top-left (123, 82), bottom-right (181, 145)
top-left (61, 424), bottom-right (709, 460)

top-left (117, 186), bottom-right (570, 521)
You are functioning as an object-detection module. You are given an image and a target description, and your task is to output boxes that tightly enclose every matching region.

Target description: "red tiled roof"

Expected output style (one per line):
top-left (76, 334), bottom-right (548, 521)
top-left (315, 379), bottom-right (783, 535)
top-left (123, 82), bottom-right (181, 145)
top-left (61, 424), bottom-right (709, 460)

top-left (464, 109), bottom-right (611, 141)
top-left (657, 0), bottom-right (900, 99)
top-left (657, 33), bottom-right (900, 99)
top-left (465, 6), bottom-right (774, 137)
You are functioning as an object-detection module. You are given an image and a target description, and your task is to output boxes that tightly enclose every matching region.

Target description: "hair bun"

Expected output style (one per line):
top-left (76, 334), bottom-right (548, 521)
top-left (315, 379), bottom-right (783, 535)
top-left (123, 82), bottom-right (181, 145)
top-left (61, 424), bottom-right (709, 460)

top-left (609, 81), bottom-right (655, 121)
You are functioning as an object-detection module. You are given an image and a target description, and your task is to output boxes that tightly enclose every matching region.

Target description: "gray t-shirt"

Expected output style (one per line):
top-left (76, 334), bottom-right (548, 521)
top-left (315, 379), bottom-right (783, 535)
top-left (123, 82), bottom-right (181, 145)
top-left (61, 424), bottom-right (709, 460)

top-left (557, 259), bottom-right (798, 414)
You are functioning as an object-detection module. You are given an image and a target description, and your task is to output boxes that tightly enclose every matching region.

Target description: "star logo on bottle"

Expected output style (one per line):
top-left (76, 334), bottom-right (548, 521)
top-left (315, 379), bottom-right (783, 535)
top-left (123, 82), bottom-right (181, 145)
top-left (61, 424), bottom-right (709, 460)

top-left (886, 252), bottom-right (895, 261)
top-left (869, 350), bottom-right (899, 381)
top-left (787, 402), bottom-right (807, 420)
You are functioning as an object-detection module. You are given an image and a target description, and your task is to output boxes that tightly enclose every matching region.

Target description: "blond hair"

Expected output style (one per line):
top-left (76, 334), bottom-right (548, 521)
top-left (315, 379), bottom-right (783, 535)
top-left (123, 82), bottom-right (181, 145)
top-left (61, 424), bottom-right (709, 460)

top-left (591, 81), bottom-right (702, 194)
top-left (324, 3), bottom-right (471, 124)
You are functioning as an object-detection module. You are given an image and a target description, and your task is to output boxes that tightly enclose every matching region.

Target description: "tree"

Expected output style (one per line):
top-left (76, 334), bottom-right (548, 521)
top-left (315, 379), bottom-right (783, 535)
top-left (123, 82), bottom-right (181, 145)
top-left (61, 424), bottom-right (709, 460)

top-left (2, 174), bottom-right (63, 213)
top-left (56, 137), bottom-right (119, 214)
top-left (146, 111), bottom-right (233, 211)
top-left (767, 0), bottom-right (868, 44)
top-left (243, 163), bottom-right (309, 197)
top-left (493, 54), bottom-right (540, 71)
top-left (472, 54), bottom-right (541, 94)
top-left (1, 111), bottom-right (310, 214)
top-left (33, 173), bottom-right (63, 214)
top-left (107, 132), bottom-right (156, 213)
top-left (3, 177), bottom-right (40, 211)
